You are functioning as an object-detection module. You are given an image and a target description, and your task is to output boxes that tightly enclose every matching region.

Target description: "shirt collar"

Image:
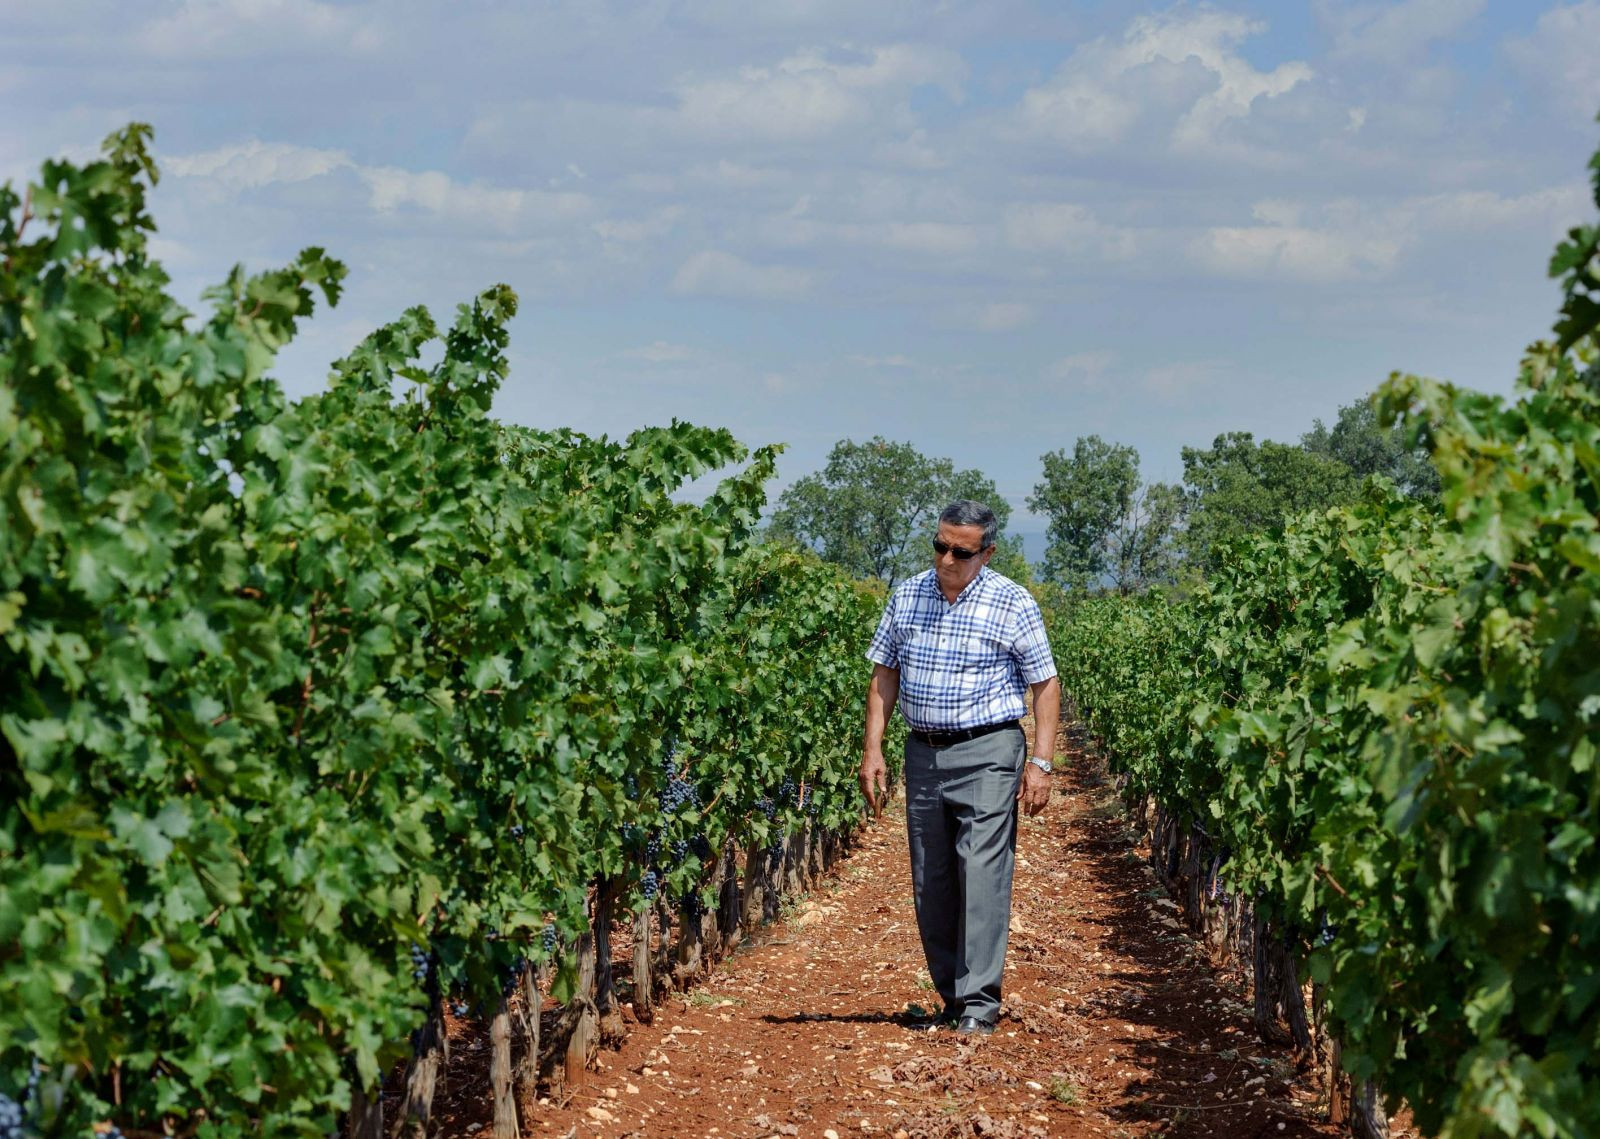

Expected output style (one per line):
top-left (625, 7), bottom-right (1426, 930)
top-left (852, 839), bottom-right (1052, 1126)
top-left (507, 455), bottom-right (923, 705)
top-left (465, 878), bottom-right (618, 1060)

top-left (925, 565), bottom-right (990, 606)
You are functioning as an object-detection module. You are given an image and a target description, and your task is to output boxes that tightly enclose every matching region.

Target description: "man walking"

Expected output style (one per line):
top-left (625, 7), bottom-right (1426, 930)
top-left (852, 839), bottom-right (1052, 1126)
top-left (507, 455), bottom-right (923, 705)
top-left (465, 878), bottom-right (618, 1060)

top-left (860, 500), bottom-right (1060, 1036)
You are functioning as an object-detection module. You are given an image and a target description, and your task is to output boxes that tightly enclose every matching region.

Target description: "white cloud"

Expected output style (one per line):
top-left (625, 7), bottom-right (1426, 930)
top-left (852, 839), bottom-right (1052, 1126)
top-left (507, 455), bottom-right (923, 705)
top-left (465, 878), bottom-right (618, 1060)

top-left (361, 166), bottom-right (590, 231)
top-left (1048, 349), bottom-right (1118, 384)
top-left (752, 214), bottom-right (980, 258)
top-left (1142, 359), bottom-right (1227, 398)
top-left (876, 128), bottom-right (946, 170)
top-left (1015, 8), bottom-right (1311, 151)
top-left (138, 0), bottom-right (384, 58)
top-left (673, 43), bottom-right (966, 143)
top-left (164, 140), bottom-right (592, 232)
top-left (879, 221), bottom-right (980, 255)
top-left (1003, 202), bottom-right (1141, 260)
top-left (1189, 181), bottom-right (1591, 284)
top-left (1190, 215), bottom-right (1403, 283)
top-left (164, 139), bottom-right (350, 191)
top-left (1506, 2), bottom-right (1600, 118)
top-left (1418, 184), bottom-right (1589, 233)
top-left (592, 207), bottom-right (685, 246)
top-left (670, 250), bottom-right (813, 300)
top-left (683, 160), bottom-right (786, 189)
top-left (623, 341), bottom-right (697, 363)
top-left (976, 301), bottom-right (1035, 331)
top-left (1189, 183), bottom-right (1589, 284)
top-left (1321, 0), bottom-right (1486, 66)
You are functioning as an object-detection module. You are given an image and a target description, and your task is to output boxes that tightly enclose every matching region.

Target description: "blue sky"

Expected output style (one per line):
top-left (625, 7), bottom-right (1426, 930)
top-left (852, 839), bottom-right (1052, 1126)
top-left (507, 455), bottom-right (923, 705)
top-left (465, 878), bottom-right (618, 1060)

top-left (5, 1), bottom-right (1599, 538)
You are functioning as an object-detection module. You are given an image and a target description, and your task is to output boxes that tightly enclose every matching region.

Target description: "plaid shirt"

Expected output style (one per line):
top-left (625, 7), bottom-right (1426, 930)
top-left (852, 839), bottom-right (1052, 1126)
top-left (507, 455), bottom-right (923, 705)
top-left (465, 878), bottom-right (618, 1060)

top-left (866, 567), bottom-right (1057, 732)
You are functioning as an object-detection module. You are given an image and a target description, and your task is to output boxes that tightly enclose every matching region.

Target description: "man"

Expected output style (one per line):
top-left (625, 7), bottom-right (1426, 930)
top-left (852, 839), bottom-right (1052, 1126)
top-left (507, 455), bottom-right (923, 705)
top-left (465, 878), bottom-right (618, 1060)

top-left (860, 500), bottom-right (1059, 1036)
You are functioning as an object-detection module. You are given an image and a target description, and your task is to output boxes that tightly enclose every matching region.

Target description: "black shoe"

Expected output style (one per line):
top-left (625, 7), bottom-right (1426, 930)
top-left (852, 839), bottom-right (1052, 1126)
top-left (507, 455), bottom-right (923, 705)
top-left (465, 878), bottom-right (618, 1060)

top-left (954, 1015), bottom-right (996, 1036)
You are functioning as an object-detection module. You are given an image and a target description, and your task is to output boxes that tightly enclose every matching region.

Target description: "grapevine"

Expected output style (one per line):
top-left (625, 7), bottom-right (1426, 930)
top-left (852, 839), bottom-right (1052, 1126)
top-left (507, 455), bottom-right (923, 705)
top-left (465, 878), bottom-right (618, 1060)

top-left (1051, 133), bottom-right (1600, 1138)
top-left (0, 126), bottom-right (888, 1136)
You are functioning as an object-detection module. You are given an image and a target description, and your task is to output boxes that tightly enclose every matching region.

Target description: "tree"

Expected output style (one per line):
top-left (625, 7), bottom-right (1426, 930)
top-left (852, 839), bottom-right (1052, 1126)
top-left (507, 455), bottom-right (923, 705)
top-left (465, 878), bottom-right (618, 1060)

top-left (987, 533), bottom-right (1033, 586)
top-left (1180, 431), bottom-right (1358, 569)
top-left (1029, 436), bottom-right (1182, 594)
top-left (1302, 395), bottom-right (1440, 498)
top-left (767, 436), bottom-right (1014, 587)
top-left (1029, 436), bottom-right (1134, 590)
top-left (1107, 480), bottom-right (1183, 596)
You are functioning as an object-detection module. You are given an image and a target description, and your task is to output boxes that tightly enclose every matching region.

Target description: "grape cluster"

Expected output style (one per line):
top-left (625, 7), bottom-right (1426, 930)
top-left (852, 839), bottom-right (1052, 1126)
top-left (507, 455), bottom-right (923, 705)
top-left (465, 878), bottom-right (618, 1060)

top-left (777, 777), bottom-right (798, 804)
top-left (671, 838), bottom-right (690, 864)
top-left (510, 824), bottom-right (524, 840)
top-left (756, 797), bottom-right (777, 823)
top-left (658, 769), bottom-right (700, 814)
top-left (541, 923), bottom-right (558, 954)
top-left (451, 1000), bottom-right (470, 1017)
top-left (640, 870), bottom-right (659, 900)
top-left (0, 1093), bottom-right (23, 1139)
top-left (503, 957), bottom-right (527, 999)
top-left (690, 834), bottom-right (711, 861)
top-left (408, 943), bottom-right (430, 983)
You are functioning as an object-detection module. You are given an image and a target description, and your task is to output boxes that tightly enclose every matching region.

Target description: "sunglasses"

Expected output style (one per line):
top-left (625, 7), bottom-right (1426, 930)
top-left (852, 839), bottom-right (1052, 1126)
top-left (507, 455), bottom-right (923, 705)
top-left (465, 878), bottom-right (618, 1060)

top-left (933, 538), bottom-right (987, 560)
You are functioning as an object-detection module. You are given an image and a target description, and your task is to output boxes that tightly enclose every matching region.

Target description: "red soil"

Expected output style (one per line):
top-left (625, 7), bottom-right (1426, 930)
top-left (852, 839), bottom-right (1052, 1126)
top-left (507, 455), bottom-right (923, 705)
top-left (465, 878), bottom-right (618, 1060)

top-left (425, 720), bottom-right (1400, 1138)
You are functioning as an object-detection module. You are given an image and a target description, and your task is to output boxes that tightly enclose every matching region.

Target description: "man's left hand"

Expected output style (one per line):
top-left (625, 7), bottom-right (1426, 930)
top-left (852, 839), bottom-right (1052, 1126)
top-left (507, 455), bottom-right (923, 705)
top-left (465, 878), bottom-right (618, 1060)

top-left (1017, 764), bottom-right (1050, 817)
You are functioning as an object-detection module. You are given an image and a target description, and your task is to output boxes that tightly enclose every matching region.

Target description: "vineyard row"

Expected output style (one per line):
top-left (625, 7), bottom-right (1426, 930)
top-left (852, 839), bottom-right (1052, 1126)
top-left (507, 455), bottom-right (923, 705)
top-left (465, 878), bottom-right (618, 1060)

top-left (1049, 138), bottom-right (1600, 1139)
top-left (0, 127), bottom-right (899, 1138)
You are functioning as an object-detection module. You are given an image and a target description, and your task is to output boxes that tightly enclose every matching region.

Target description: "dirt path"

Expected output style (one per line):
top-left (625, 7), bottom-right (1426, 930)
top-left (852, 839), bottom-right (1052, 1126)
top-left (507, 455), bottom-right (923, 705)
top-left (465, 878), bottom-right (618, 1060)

top-left (498, 725), bottom-right (1345, 1139)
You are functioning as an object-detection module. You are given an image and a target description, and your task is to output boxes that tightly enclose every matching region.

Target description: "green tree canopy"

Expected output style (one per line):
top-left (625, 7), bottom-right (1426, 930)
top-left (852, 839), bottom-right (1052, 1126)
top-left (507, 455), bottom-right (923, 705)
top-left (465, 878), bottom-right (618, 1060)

top-left (1301, 395), bottom-right (1440, 498)
top-left (1179, 431), bottom-right (1358, 569)
top-left (1106, 480), bottom-right (1184, 596)
top-left (767, 436), bottom-right (1014, 587)
top-left (1028, 435), bottom-right (1178, 594)
top-left (1028, 435), bottom-right (1137, 589)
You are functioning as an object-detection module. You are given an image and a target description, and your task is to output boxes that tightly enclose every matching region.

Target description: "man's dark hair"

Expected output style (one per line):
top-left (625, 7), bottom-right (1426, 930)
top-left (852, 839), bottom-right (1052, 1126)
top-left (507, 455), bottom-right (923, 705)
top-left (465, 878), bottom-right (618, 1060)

top-left (939, 500), bottom-right (998, 550)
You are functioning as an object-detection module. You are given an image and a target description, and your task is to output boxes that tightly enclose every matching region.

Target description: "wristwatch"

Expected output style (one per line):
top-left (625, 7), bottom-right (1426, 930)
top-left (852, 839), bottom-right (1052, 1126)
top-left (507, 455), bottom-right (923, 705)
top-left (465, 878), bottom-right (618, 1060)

top-left (1026, 756), bottom-right (1053, 775)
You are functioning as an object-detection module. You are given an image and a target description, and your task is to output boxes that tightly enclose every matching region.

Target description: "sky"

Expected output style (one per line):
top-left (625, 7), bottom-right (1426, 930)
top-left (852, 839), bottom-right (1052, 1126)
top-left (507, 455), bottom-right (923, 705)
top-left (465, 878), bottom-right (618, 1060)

top-left (5, 0), bottom-right (1599, 541)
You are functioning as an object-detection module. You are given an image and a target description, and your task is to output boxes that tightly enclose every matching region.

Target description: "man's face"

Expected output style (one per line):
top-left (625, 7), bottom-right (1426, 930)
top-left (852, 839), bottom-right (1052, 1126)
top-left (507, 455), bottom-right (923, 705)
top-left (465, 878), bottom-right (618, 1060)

top-left (933, 521), bottom-right (992, 596)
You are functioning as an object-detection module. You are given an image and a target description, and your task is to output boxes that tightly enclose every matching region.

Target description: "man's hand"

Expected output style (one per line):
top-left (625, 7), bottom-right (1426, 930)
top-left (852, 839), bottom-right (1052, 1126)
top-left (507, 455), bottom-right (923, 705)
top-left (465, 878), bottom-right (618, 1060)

top-left (1017, 763), bottom-right (1050, 817)
top-left (861, 664), bottom-right (899, 820)
top-left (860, 751), bottom-right (889, 818)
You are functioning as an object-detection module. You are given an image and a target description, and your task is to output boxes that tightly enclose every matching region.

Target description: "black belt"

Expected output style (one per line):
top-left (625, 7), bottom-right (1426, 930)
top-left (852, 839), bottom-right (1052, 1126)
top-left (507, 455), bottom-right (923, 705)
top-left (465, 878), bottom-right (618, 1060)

top-left (909, 720), bottom-right (1020, 748)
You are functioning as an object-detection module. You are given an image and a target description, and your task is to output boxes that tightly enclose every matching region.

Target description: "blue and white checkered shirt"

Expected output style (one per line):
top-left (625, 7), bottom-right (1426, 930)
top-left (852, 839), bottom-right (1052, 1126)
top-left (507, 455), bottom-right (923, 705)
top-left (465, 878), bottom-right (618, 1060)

top-left (866, 567), bottom-right (1057, 732)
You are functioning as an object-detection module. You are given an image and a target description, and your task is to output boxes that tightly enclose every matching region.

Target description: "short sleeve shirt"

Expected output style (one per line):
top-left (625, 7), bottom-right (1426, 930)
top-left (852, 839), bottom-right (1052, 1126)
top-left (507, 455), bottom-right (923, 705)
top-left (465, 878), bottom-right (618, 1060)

top-left (865, 567), bottom-right (1057, 732)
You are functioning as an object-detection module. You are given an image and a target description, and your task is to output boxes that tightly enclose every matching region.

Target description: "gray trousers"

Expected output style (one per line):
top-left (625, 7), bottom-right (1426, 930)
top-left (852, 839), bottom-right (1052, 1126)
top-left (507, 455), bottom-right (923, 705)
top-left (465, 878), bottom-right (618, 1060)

top-left (904, 725), bottom-right (1025, 1025)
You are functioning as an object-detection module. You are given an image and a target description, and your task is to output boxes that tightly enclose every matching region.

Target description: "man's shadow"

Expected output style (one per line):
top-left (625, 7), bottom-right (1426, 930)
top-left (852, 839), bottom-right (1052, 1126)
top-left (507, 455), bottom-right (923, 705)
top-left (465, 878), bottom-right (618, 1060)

top-left (760, 1007), bottom-right (942, 1030)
